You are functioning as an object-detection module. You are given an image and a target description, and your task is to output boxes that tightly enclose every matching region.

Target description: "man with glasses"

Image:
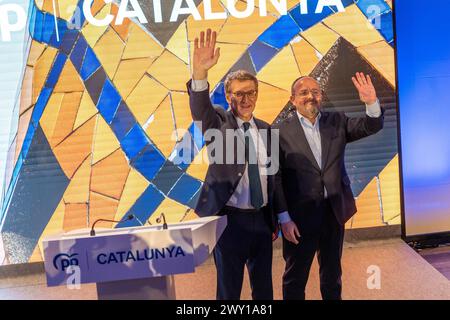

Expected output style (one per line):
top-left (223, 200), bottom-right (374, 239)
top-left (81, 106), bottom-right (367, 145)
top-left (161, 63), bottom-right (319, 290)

top-left (274, 75), bottom-right (384, 300)
top-left (186, 29), bottom-right (276, 300)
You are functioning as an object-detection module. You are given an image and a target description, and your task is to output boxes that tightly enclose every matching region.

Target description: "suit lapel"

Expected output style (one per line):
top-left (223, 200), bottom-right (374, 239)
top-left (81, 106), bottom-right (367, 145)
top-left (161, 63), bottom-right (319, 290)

top-left (289, 116), bottom-right (321, 172)
top-left (319, 112), bottom-right (333, 171)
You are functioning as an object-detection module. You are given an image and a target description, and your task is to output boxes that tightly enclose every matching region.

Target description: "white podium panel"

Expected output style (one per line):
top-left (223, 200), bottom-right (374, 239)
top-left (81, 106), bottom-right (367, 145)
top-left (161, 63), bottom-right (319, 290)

top-left (42, 215), bottom-right (227, 299)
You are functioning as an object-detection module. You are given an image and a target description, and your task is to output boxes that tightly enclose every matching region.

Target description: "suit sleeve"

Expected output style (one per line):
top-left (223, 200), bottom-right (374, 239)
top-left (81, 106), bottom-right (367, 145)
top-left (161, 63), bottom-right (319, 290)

top-left (186, 79), bottom-right (223, 134)
top-left (345, 103), bottom-right (385, 143)
top-left (273, 127), bottom-right (289, 214)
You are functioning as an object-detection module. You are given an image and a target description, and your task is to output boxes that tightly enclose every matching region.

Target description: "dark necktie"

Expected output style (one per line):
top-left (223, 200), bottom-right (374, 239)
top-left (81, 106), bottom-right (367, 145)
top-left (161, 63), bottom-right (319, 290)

top-left (243, 122), bottom-right (264, 210)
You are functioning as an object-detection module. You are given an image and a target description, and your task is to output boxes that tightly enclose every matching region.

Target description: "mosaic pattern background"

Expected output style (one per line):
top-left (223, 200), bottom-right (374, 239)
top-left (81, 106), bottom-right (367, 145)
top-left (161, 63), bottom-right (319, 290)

top-left (0, 0), bottom-right (399, 264)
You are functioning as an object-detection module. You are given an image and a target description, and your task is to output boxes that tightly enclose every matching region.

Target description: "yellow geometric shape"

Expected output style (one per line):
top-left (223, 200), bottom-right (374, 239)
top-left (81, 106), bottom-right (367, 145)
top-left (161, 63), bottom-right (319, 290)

top-left (73, 91), bottom-right (98, 130)
top-left (27, 41), bottom-right (46, 67)
top-left (111, 4), bottom-right (132, 41)
top-left (51, 92), bottom-right (83, 147)
top-left (82, 3), bottom-right (112, 48)
top-left (54, 59), bottom-right (85, 93)
top-left (217, 2), bottom-right (276, 45)
top-left (126, 75), bottom-right (168, 126)
top-left (63, 203), bottom-right (88, 232)
top-left (122, 24), bottom-right (164, 60)
top-left (387, 215), bottom-right (401, 225)
top-left (114, 168), bottom-right (150, 222)
top-left (29, 245), bottom-right (43, 263)
top-left (301, 23), bottom-right (340, 56)
top-left (144, 95), bottom-right (177, 158)
top-left (353, 177), bottom-right (385, 228)
top-left (33, 46), bottom-right (58, 104)
top-left (189, 42), bottom-right (248, 89)
top-left (257, 45), bottom-right (301, 92)
top-left (90, 148), bottom-right (130, 200)
top-left (93, 28), bottom-right (125, 79)
top-left (171, 91), bottom-right (193, 132)
top-left (357, 40), bottom-right (396, 88)
top-left (20, 66), bottom-right (34, 115)
top-left (92, 116), bottom-right (120, 164)
top-left (186, 146), bottom-right (210, 181)
top-left (14, 108), bottom-right (33, 166)
top-left (253, 82), bottom-right (290, 123)
top-left (89, 192), bottom-right (119, 228)
top-left (323, 4), bottom-right (384, 47)
top-left (63, 156), bottom-right (92, 204)
top-left (186, 1), bottom-right (227, 42)
top-left (150, 197), bottom-right (188, 224)
top-left (291, 36), bottom-right (321, 76)
top-left (40, 93), bottom-right (64, 143)
top-left (58, 0), bottom-right (79, 21)
top-left (385, 0), bottom-right (392, 9)
top-left (378, 155), bottom-right (400, 223)
top-left (37, 198), bottom-right (65, 259)
top-left (113, 57), bottom-right (155, 99)
top-left (53, 116), bottom-right (96, 179)
top-left (166, 22), bottom-right (189, 64)
top-left (147, 50), bottom-right (190, 91)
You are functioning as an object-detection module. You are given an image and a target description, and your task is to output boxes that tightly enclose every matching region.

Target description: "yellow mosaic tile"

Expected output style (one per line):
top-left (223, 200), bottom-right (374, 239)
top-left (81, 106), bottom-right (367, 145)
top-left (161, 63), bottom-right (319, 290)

top-left (301, 23), bottom-right (339, 56)
top-left (14, 108), bottom-right (33, 167)
top-left (378, 155), bottom-right (400, 223)
top-left (92, 115), bottom-right (120, 164)
top-left (170, 91), bottom-right (193, 132)
top-left (257, 44), bottom-right (301, 92)
top-left (54, 59), bottom-right (85, 93)
top-left (51, 92), bottom-right (83, 147)
top-left (33, 46), bottom-right (58, 104)
top-left (40, 93), bottom-right (64, 143)
top-left (186, 146), bottom-right (210, 181)
top-left (111, 3), bottom-right (131, 41)
top-left (73, 91), bottom-right (98, 130)
top-left (147, 50), bottom-right (190, 91)
top-left (63, 155), bottom-right (92, 204)
top-left (113, 57), bottom-right (154, 100)
top-left (253, 82), bottom-right (290, 123)
top-left (89, 192), bottom-right (119, 228)
top-left (27, 41), bottom-right (46, 67)
top-left (122, 24), bottom-right (164, 60)
top-left (63, 203), bottom-right (88, 232)
top-left (323, 4), bottom-right (384, 47)
top-left (353, 177), bottom-right (385, 228)
top-left (166, 22), bottom-right (189, 64)
top-left (126, 75), bottom-right (168, 126)
top-left (93, 28), bottom-right (125, 79)
top-left (37, 199), bottom-right (65, 258)
top-left (82, 3), bottom-right (112, 48)
top-left (150, 197), bottom-right (189, 224)
top-left (114, 168), bottom-right (150, 222)
top-left (357, 40), bottom-right (396, 88)
top-left (186, 1), bottom-right (227, 42)
top-left (19, 66), bottom-right (33, 115)
top-left (291, 36), bottom-right (321, 76)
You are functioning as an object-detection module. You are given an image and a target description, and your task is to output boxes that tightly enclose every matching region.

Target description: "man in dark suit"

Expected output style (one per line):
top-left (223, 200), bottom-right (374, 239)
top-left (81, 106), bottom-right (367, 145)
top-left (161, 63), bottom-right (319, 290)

top-left (186, 29), bottom-right (277, 300)
top-left (274, 74), bottom-right (384, 300)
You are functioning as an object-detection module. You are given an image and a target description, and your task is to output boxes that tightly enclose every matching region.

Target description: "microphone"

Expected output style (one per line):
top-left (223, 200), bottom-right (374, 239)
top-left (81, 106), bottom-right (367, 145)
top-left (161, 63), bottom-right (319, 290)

top-left (90, 214), bottom-right (135, 236)
top-left (155, 213), bottom-right (168, 230)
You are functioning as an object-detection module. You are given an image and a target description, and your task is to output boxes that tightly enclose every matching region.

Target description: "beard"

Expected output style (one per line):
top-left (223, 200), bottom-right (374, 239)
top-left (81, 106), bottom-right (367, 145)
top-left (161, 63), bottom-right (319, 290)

top-left (304, 99), bottom-right (320, 118)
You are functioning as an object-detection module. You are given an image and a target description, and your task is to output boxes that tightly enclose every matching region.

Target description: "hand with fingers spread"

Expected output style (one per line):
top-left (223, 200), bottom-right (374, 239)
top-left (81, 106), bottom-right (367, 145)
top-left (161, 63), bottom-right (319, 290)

top-left (193, 28), bottom-right (221, 80)
top-left (352, 72), bottom-right (377, 105)
top-left (280, 220), bottom-right (301, 245)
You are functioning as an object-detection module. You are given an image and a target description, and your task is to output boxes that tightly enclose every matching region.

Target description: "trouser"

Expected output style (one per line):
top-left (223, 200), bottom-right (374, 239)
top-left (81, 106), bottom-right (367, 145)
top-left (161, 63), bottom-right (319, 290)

top-left (213, 206), bottom-right (273, 300)
top-left (282, 200), bottom-right (345, 300)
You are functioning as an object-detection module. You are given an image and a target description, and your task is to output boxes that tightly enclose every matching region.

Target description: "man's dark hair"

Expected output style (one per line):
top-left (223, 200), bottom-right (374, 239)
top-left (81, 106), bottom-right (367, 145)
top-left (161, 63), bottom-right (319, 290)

top-left (224, 70), bottom-right (258, 94)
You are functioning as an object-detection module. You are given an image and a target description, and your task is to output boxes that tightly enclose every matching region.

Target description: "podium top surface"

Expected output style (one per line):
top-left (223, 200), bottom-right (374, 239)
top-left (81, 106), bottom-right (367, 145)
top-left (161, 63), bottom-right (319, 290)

top-left (43, 216), bottom-right (222, 242)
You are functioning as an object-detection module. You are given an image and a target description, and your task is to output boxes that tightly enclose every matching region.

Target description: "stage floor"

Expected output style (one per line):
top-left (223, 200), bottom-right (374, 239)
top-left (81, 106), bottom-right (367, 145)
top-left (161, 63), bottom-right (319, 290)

top-left (0, 238), bottom-right (449, 300)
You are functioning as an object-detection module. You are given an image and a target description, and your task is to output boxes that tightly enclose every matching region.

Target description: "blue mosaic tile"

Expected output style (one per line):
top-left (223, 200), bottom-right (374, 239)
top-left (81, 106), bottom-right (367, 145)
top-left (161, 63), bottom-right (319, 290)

top-left (356, 0), bottom-right (391, 16)
top-left (378, 11), bottom-right (393, 44)
top-left (96, 79), bottom-right (121, 124)
top-left (167, 174), bottom-right (202, 206)
top-left (59, 28), bottom-right (79, 55)
top-left (131, 144), bottom-right (166, 182)
top-left (258, 14), bottom-right (300, 49)
top-left (116, 184), bottom-right (165, 228)
top-left (80, 47), bottom-right (100, 81)
top-left (70, 35), bottom-right (87, 71)
top-left (84, 67), bottom-right (106, 105)
top-left (248, 40), bottom-right (280, 72)
top-left (211, 82), bottom-right (228, 109)
top-left (289, 3), bottom-right (334, 32)
top-left (31, 87), bottom-right (53, 127)
top-left (110, 101), bottom-right (136, 141)
top-left (42, 13), bottom-right (56, 44)
top-left (33, 9), bottom-right (44, 42)
top-left (45, 53), bottom-right (67, 89)
top-left (120, 124), bottom-right (149, 160)
top-left (152, 161), bottom-right (184, 194)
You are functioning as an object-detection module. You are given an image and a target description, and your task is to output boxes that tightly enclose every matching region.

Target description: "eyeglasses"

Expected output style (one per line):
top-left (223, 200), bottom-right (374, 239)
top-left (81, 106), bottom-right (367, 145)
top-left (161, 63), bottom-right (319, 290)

top-left (230, 90), bottom-right (258, 100)
top-left (294, 89), bottom-right (322, 97)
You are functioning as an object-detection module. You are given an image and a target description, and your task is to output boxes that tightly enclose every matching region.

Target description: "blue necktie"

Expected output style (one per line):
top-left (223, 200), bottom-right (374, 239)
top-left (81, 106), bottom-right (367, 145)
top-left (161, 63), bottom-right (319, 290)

top-left (243, 122), bottom-right (264, 209)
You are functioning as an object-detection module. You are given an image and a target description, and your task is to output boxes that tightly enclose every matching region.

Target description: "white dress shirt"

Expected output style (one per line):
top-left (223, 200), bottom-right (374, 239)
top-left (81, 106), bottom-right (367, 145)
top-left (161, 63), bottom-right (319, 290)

top-left (191, 79), bottom-right (268, 209)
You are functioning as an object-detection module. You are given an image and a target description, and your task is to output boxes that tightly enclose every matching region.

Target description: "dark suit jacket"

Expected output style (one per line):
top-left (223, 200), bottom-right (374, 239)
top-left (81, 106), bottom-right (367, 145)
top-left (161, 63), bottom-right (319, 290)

top-left (273, 110), bottom-right (384, 230)
top-left (187, 80), bottom-right (277, 232)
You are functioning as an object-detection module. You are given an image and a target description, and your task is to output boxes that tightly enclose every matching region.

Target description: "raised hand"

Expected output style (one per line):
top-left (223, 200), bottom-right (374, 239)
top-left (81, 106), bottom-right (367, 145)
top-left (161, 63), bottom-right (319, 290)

top-left (193, 28), bottom-right (221, 80)
top-left (351, 72), bottom-right (377, 105)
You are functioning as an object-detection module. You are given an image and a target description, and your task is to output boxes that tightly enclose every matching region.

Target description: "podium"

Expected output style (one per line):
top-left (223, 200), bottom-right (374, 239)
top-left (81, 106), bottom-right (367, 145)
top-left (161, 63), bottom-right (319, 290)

top-left (42, 216), bottom-right (227, 299)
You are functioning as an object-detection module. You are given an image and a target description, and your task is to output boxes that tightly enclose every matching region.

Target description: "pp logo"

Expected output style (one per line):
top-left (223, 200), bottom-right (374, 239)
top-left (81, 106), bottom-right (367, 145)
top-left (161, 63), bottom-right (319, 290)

top-left (0, 1), bottom-right (27, 41)
top-left (53, 253), bottom-right (79, 271)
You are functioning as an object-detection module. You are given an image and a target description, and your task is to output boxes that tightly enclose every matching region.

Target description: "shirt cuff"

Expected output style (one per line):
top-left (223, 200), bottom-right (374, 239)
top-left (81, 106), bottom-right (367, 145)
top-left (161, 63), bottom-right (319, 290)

top-left (277, 211), bottom-right (292, 224)
top-left (191, 78), bottom-right (208, 92)
top-left (366, 99), bottom-right (381, 118)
